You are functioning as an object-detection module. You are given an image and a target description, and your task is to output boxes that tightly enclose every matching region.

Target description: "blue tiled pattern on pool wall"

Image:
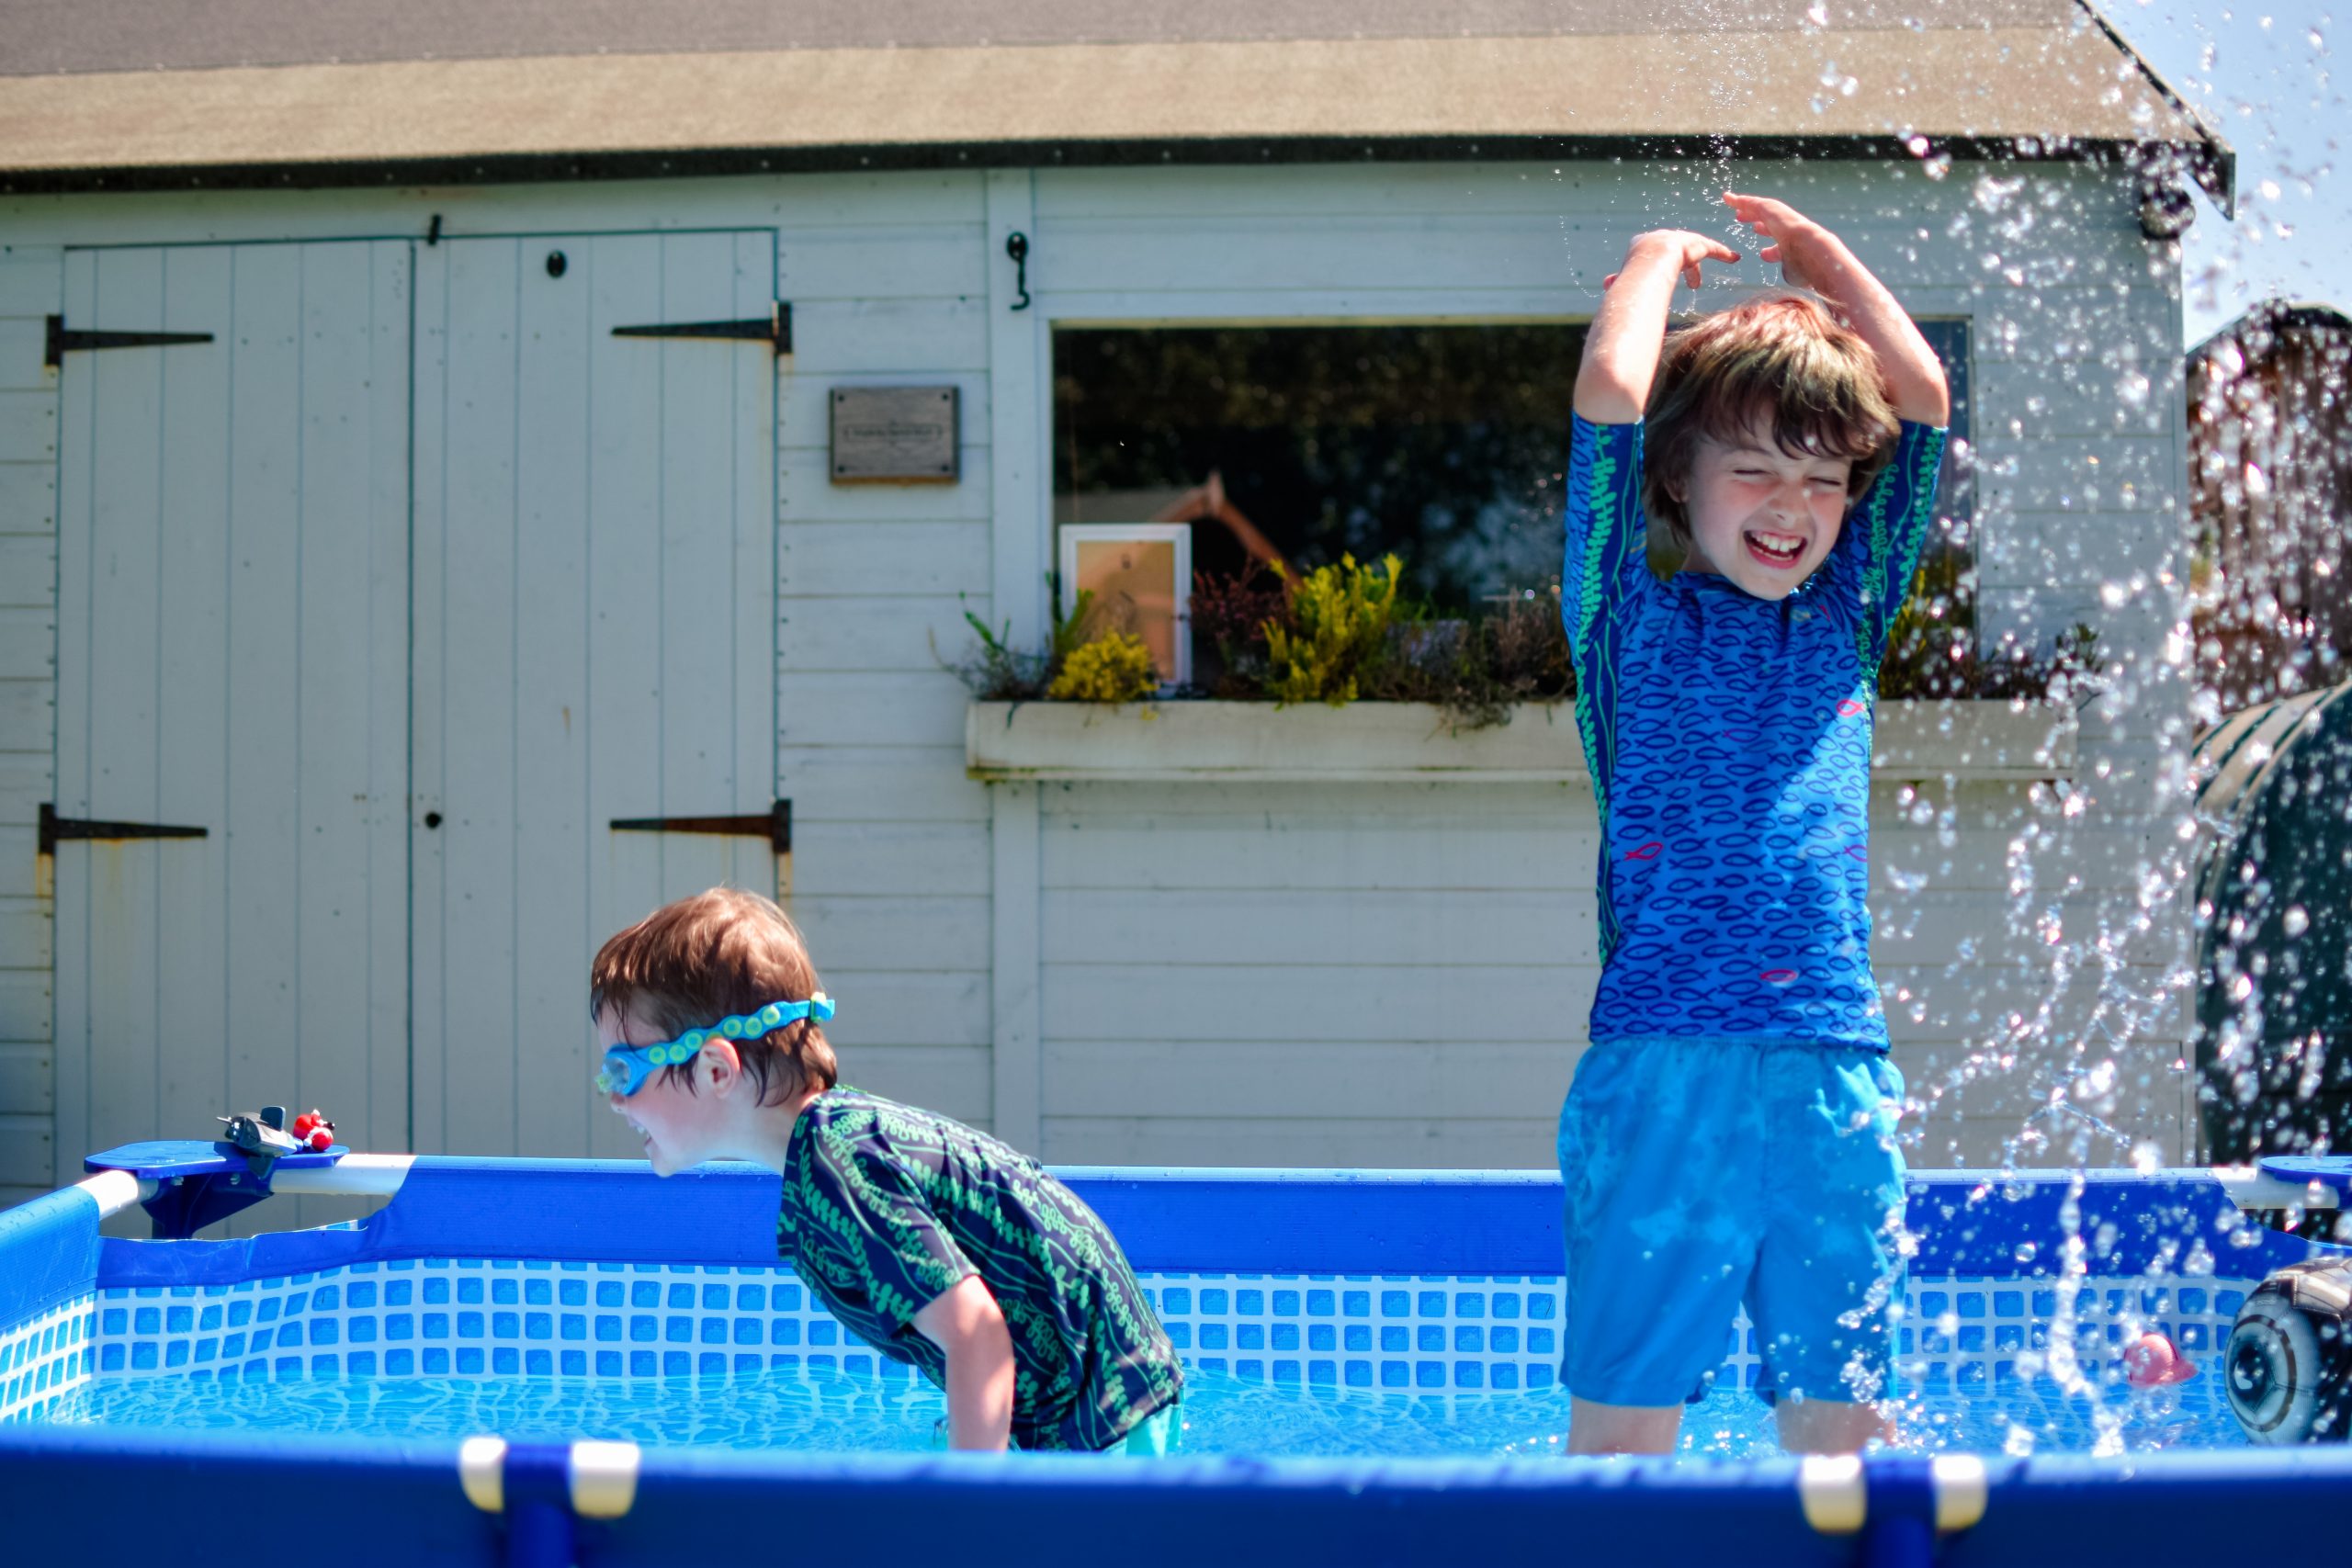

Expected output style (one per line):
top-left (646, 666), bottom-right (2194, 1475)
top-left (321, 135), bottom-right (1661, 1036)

top-left (1149, 1273), bottom-right (1562, 1392)
top-left (0, 1292), bottom-right (98, 1423)
top-left (1892, 1276), bottom-right (2253, 1399)
top-left (31, 1260), bottom-right (2265, 1400)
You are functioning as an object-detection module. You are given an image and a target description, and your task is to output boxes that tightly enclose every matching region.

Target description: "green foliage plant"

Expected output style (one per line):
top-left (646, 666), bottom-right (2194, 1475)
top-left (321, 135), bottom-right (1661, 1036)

top-left (1263, 552), bottom-right (1404, 706)
top-left (1364, 587), bottom-right (1577, 729)
top-left (938, 582), bottom-right (1095, 701)
top-left (1047, 632), bottom-right (1160, 704)
top-left (1880, 563), bottom-right (2102, 703)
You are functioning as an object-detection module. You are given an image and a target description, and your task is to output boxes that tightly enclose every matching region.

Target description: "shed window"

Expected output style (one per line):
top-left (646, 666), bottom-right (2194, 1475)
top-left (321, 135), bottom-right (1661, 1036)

top-left (1051, 319), bottom-right (1973, 643)
top-left (1054, 324), bottom-right (1582, 613)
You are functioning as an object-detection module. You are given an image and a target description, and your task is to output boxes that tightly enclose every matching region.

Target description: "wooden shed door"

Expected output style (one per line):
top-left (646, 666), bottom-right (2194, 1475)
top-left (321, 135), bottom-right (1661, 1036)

top-left (410, 231), bottom-right (777, 1158)
top-left (51, 241), bottom-right (413, 1192)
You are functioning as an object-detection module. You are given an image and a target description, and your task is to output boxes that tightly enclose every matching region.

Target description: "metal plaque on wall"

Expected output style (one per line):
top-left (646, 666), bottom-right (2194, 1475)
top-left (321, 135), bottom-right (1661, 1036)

top-left (829, 386), bottom-right (959, 483)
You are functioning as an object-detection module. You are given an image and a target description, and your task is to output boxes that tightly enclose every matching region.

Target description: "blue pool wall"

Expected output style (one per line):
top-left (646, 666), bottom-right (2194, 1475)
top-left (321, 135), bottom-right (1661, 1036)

top-left (5, 1420), bottom-right (2352, 1568)
top-left (5, 1160), bottom-right (2352, 1568)
top-left (2, 1161), bottom-right (2337, 1423)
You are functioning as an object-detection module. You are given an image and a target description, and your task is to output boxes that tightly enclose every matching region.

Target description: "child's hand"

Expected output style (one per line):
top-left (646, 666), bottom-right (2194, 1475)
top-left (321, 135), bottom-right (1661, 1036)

top-left (1577, 231), bottom-right (1740, 422)
top-left (1604, 230), bottom-right (1742, 292)
top-left (1722, 192), bottom-right (1839, 293)
top-left (1723, 189), bottom-right (1951, 425)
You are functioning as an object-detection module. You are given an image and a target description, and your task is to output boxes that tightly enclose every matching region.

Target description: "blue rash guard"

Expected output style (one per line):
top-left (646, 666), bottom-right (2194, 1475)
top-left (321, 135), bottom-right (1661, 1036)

top-left (1561, 414), bottom-right (1948, 1051)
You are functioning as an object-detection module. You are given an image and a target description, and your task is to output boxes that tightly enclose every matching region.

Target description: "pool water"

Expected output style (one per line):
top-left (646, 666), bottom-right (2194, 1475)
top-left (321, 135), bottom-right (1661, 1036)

top-left (37, 1362), bottom-right (2248, 1459)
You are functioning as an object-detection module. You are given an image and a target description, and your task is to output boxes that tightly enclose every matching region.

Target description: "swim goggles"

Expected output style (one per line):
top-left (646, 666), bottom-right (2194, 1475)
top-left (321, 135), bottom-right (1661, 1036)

top-left (595, 994), bottom-right (837, 1098)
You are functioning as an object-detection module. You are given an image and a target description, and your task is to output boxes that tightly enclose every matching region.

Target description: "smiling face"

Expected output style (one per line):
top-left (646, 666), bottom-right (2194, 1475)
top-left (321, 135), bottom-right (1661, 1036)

top-left (1669, 419), bottom-right (1855, 599)
top-left (598, 1003), bottom-right (735, 1176)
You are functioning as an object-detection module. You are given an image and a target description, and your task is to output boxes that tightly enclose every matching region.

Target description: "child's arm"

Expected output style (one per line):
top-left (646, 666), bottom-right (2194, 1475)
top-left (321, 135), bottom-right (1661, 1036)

top-left (913, 1275), bottom-right (1016, 1450)
top-left (1723, 192), bottom-right (1951, 427)
top-left (1573, 230), bottom-right (1742, 423)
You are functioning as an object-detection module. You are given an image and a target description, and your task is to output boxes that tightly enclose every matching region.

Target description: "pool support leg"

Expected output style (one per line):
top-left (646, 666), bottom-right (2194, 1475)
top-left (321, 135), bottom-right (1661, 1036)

top-left (501, 1443), bottom-right (578, 1568)
top-left (460, 1437), bottom-right (581, 1568)
top-left (1859, 1458), bottom-right (1939, 1568)
top-left (1802, 1454), bottom-right (1985, 1565)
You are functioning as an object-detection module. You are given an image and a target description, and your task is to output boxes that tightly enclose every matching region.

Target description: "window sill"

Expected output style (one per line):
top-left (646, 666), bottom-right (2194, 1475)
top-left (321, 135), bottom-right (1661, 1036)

top-left (967, 699), bottom-right (2079, 784)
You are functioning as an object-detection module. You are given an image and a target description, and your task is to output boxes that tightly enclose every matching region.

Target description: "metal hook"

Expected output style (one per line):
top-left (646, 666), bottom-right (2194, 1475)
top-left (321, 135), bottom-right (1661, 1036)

top-left (1005, 231), bottom-right (1032, 311)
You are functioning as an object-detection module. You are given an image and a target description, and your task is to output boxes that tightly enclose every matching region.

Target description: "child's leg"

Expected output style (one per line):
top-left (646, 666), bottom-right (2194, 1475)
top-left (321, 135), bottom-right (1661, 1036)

top-left (1557, 1039), bottom-right (1770, 1449)
top-left (1568, 1396), bottom-right (1684, 1455)
top-left (1773, 1396), bottom-right (1883, 1454)
top-left (1747, 1044), bottom-right (1908, 1456)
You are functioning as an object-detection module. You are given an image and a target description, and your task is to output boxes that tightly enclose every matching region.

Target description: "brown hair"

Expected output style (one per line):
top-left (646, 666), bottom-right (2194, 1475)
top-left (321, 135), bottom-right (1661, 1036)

top-left (1642, 290), bottom-right (1902, 553)
top-left (590, 887), bottom-right (838, 1105)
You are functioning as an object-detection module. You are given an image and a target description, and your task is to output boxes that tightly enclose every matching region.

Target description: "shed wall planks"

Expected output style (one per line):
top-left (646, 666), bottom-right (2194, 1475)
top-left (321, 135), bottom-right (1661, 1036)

top-left (0, 154), bottom-right (2196, 1201)
top-left (49, 240), bottom-right (412, 1228)
top-left (411, 229), bottom-right (778, 1162)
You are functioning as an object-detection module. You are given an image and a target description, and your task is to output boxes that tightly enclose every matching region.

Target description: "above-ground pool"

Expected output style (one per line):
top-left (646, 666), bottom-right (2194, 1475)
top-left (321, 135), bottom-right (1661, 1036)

top-left (5, 1150), bottom-right (2352, 1567)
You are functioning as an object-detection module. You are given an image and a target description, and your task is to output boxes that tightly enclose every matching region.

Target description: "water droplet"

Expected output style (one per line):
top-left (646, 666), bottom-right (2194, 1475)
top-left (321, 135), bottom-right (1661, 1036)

top-left (2283, 906), bottom-right (2310, 936)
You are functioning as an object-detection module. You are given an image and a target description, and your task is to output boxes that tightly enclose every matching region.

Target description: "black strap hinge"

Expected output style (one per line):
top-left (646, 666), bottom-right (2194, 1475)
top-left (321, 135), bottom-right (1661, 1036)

top-left (40, 803), bottom-right (209, 855)
top-left (611, 301), bottom-right (789, 354)
top-left (45, 316), bottom-right (215, 371)
top-left (608, 799), bottom-right (790, 854)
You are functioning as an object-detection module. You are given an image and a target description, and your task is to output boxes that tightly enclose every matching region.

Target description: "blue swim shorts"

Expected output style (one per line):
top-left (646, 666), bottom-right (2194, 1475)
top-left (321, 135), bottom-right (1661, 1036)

top-left (1555, 1036), bottom-right (1907, 1409)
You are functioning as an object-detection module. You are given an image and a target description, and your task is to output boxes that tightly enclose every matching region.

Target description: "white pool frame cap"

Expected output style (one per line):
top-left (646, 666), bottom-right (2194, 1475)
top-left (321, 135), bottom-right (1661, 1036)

top-left (1931, 1454), bottom-right (1989, 1530)
top-left (1798, 1454), bottom-right (1987, 1535)
top-left (265, 1152), bottom-right (417, 1198)
top-left (1798, 1455), bottom-right (1866, 1533)
top-left (570, 1440), bottom-right (642, 1519)
top-left (74, 1169), bottom-right (143, 1221)
top-left (456, 1435), bottom-right (639, 1520)
top-left (458, 1436), bottom-right (508, 1514)
top-left (2214, 1166), bottom-right (2346, 1213)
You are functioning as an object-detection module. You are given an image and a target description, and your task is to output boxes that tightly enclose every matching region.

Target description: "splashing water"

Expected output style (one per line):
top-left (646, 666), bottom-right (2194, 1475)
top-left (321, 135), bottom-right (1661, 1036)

top-left (1538, 0), bottom-right (2345, 1458)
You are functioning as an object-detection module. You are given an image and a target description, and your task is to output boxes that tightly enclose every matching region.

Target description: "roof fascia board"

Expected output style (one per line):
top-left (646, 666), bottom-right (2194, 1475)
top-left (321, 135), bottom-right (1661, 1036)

top-left (0, 132), bottom-right (2213, 198)
top-left (2073, 0), bottom-right (2236, 214)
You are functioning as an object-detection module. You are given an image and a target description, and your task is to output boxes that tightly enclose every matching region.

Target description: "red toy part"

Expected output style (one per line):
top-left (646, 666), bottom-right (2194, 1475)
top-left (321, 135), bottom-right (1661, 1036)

top-left (305, 1126), bottom-right (334, 1153)
top-left (2122, 1330), bottom-right (2198, 1390)
top-left (292, 1111), bottom-right (320, 1138)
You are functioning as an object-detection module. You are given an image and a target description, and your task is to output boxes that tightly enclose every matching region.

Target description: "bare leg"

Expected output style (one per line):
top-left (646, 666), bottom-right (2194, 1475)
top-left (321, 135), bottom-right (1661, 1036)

top-left (1774, 1397), bottom-right (1883, 1455)
top-left (1568, 1396), bottom-right (1683, 1455)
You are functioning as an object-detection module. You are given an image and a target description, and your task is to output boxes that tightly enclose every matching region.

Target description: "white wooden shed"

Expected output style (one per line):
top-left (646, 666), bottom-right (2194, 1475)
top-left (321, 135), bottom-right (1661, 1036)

top-left (0, 0), bottom-right (2231, 1212)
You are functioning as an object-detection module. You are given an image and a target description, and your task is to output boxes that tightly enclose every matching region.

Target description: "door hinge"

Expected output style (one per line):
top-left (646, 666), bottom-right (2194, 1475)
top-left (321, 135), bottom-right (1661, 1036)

top-left (45, 315), bottom-right (215, 371)
top-left (609, 799), bottom-right (790, 854)
top-left (611, 301), bottom-right (789, 354)
top-left (40, 802), bottom-right (209, 855)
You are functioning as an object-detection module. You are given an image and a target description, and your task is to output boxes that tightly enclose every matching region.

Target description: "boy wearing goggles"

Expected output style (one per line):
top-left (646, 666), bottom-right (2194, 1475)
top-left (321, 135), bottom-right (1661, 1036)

top-left (594, 887), bottom-right (1182, 1453)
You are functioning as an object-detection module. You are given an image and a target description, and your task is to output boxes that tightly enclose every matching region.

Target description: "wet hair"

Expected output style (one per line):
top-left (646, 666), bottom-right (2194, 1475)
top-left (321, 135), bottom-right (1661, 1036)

top-left (1642, 289), bottom-right (1903, 553)
top-left (590, 886), bottom-right (838, 1105)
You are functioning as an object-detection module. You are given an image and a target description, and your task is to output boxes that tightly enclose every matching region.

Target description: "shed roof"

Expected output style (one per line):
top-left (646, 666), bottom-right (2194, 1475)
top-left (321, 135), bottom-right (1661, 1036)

top-left (2188, 299), bottom-right (2352, 370)
top-left (0, 0), bottom-right (2230, 198)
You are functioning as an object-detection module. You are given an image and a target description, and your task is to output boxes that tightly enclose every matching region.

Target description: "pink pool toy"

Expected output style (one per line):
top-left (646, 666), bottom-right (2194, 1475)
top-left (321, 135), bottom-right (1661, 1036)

top-left (2123, 1330), bottom-right (2199, 1391)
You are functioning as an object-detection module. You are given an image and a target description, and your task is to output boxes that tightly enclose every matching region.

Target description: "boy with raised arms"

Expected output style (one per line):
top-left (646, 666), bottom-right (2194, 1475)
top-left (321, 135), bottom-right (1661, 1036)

top-left (1558, 192), bottom-right (1950, 1454)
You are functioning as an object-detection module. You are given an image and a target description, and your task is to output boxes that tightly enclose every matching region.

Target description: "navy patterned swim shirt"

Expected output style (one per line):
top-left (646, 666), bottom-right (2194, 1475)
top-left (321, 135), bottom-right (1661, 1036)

top-left (1561, 415), bottom-right (1948, 1050)
top-left (775, 1087), bottom-right (1182, 1450)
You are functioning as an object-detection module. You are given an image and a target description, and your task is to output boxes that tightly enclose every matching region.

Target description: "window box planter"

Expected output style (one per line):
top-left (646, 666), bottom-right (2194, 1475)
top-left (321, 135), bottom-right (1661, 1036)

top-left (966, 699), bottom-right (2078, 784)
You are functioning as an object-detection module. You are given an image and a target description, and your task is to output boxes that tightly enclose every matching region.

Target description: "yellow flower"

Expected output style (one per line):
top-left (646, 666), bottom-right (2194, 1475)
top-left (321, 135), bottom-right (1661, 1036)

top-left (1048, 633), bottom-right (1159, 704)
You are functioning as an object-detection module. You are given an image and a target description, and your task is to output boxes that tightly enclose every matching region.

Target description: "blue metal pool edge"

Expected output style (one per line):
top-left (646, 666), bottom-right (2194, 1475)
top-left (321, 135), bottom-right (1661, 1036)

top-left (7, 1426), bottom-right (2352, 1568)
top-left (57, 1156), bottom-right (2338, 1286)
top-left (11, 1159), bottom-right (2352, 1567)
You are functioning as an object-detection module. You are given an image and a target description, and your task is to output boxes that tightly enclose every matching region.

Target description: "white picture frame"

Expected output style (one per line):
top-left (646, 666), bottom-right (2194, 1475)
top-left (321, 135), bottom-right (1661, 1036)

top-left (1057, 524), bottom-right (1193, 689)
